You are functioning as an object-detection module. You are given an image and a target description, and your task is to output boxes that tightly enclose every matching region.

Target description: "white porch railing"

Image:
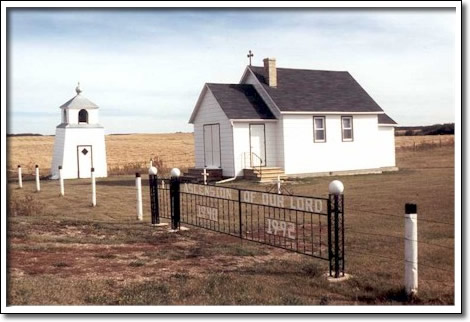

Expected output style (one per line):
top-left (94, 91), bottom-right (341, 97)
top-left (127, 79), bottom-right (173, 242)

top-left (242, 152), bottom-right (264, 180)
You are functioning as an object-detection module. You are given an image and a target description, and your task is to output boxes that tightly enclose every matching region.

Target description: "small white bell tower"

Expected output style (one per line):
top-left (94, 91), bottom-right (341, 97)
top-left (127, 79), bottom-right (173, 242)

top-left (51, 83), bottom-right (108, 179)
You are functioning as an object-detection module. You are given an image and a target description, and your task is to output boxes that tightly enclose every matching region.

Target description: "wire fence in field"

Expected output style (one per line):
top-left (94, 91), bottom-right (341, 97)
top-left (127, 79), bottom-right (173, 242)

top-left (167, 177), bottom-right (455, 291)
top-left (344, 206), bottom-right (455, 290)
top-left (395, 135), bottom-right (454, 151)
top-left (7, 167), bottom-right (455, 295)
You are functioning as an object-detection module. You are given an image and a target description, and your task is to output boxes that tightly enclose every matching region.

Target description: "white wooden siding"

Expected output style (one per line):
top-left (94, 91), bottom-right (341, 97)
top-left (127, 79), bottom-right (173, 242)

top-left (377, 126), bottom-right (396, 167)
top-left (51, 127), bottom-right (107, 179)
top-left (276, 118), bottom-right (285, 169)
top-left (193, 89), bottom-right (234, 176)
top-left (50, 128), bottom-right (66, 178)
top-left (265, 122), bottom-right (280, 168)
top-left (282, 114), bottom-right (395, 174)
top-left (232, 122), bottom-right (280, 176)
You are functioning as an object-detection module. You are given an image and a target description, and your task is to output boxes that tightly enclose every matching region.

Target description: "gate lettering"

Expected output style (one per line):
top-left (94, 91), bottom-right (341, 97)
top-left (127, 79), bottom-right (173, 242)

top-left (266, 218), bottom-right (296, 240)
top-left (197, 205), bottom-right (218, 222)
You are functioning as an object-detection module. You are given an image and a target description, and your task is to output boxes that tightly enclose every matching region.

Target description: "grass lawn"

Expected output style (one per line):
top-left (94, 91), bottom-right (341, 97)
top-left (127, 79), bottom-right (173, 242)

top-left (7, 145), bottom-right (455, 305)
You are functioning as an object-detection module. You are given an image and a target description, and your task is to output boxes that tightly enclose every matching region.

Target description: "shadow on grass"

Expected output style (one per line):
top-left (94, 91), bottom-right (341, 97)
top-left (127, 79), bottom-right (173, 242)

top-left (357, 286), bottom-right (422, 305)
top-left (72, 178), bottom-right (146, 187)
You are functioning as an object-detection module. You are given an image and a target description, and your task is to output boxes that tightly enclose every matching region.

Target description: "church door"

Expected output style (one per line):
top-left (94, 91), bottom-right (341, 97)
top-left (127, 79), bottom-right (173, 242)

top-left (203, 124), bottom-right (221, 168)
top-left (249, 124), bottom-right (266, 167)
top-left (77, 145), bottom-right (93, 178)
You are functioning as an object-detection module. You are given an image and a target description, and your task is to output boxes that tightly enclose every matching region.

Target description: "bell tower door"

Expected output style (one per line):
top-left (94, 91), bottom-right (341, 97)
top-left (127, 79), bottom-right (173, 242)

top-left (77, 145), bottom-right (93, 178)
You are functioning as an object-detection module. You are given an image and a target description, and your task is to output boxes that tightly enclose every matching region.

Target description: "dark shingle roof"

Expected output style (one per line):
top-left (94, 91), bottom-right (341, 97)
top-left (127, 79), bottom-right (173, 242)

top-left (249, 66), bottom-right (384, 113)
top-left (206, 83), bottom-right (275, 120)
top-left (378, 113), bottom-right (397, 125)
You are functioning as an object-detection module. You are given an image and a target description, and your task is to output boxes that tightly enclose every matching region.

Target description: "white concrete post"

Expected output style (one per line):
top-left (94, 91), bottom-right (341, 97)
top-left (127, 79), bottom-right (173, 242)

top-left (405, 203), bottom-right (418, 295)
top-left (162, 180), bottom-right (165, 189)
top-left (201, 168), bottom-right (208, 185)
top-left (277, 175), bottom-right (281, 194)
top-left (17, 165), bottom-right (22, 189)
top-left (58, 165), bottom-right (64, 196)
top-left (91, 167), bottom-right (96, 207)
top-left (136, 173), bottom-right (143, 221)
top-left (35, 165), bottom-right (40, 192)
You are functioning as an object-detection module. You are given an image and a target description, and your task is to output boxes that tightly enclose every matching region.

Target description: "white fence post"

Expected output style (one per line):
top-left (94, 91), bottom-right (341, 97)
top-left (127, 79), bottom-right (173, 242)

top-left (136, 172), bottom-right (143, 221)
top-left (18, 165), bottom-right (22, 189)
top-left (405, 203), bottom-right (418, 295)
top-left (91, 168), bottom-right (96, 207)
top-left (59, 165), bottom-right (64, 196)
top-left (277, 175), bottom-right (281, 194)
top-left (35, 165), bottom-right (40, 192)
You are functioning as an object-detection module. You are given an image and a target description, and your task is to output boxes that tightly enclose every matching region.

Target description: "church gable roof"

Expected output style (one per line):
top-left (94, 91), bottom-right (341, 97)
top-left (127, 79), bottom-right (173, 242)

top-left (248, 66), bottom-right (384, 113)
top-left (206, 83), bottom-right (275, 120)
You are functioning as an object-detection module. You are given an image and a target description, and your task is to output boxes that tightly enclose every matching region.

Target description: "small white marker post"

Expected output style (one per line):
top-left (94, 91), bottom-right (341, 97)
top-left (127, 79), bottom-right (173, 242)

top-left (35, 165), bottom-right (40, 192)
top-left (91, 167), bottom-right (96, 207)
top-left (201, 168), bottom-right (209, 185)
top-left (136, 173), bottom-right (143, 221)
top-left (277, 175), bottom-right (281, 194)
top-left (405, 203), bottom-right (418, 296)
top-left (17, 165), bottom-right (23, 189)
top-left (58, 165), bottom-right (64, 196)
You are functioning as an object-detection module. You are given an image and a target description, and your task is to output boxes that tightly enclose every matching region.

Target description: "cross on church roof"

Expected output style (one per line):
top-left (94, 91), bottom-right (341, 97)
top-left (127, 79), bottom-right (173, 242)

top-left (247, 50), bottom-right (254, 66)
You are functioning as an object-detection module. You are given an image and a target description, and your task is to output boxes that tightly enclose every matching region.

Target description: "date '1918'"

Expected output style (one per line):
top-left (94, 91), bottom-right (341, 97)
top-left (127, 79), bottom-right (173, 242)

top-left (266, 218), bottom-right (296, 240)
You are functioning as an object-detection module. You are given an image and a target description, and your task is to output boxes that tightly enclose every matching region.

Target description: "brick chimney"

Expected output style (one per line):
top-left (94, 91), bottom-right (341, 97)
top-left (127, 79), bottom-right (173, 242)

top-left (263, 57), bottom-right (277, 87)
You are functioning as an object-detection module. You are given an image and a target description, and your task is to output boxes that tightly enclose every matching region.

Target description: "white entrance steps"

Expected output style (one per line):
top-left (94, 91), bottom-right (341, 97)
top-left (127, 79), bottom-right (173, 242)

top-left (243, 167), bottom-right (286, 182)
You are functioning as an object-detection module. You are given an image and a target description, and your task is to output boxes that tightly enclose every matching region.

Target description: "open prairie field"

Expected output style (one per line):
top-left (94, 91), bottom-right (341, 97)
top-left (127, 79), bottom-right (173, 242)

top-left (7, 142), bottom-right (455, 305)
top-left (395, 134), bottom-right (454, 149)
top-left (7, 134), bottom-right (454, 178)
top-left (7, 133), bottom-right (195, 177)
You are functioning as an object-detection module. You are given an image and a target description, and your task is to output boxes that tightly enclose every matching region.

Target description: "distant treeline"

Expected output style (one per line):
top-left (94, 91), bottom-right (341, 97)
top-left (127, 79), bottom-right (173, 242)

top-left (395, 123), bottom-right (454, 136)
top-left (9, 127), bottom-right (454, 138)
top-left (7, 133), bottom-right (45, 137)
top-left (8, 132), bottom-right (193, 137)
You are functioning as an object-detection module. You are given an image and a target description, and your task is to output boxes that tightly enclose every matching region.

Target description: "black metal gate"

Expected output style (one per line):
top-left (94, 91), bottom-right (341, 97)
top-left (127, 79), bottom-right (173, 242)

top-left (149, 174), bottom-right (344, 278)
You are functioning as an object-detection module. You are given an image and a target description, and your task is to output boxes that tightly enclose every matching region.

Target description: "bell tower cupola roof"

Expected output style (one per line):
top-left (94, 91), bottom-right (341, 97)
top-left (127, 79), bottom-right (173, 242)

top-left (60, 82), bottom-right (99, 110)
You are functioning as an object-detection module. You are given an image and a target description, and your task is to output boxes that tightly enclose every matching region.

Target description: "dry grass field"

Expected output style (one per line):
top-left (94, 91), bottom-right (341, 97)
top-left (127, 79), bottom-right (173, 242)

top-left (7, 133), bottom-right (194, 177)
top-left (7, 134), bottom-right (454, 178)
top-left (6, 136), bottom-right (455, 306)
top-left (395, 134), bottom-right (454, 150)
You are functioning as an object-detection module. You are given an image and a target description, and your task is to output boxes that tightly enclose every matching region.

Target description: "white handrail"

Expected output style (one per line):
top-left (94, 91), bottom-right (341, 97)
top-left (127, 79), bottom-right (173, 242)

top-left (243, 152), bottom-right (263, 168)
top-left (250, 152), bottom-right (262, 165)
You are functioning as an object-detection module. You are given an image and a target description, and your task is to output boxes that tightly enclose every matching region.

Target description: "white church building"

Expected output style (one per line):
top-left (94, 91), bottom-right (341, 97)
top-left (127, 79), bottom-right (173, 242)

top-left (51, 84), bottom-right (107, 179)
top-left (189, 57), bottom-right (397, 180)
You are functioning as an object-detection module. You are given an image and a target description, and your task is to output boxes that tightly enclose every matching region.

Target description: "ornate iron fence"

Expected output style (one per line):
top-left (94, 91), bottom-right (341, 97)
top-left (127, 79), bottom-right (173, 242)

top-left (149, 174), bottom-right (344, 277)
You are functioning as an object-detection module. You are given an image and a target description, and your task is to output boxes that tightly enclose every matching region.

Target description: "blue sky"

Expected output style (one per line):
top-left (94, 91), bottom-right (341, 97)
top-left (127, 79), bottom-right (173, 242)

top-left (8, 8), bottom-right (456, 134)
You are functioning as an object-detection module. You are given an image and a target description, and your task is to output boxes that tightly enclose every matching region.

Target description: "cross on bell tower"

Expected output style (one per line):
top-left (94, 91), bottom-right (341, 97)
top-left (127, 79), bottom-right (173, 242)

top-left (247, 50), bottom-right (254, 66)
